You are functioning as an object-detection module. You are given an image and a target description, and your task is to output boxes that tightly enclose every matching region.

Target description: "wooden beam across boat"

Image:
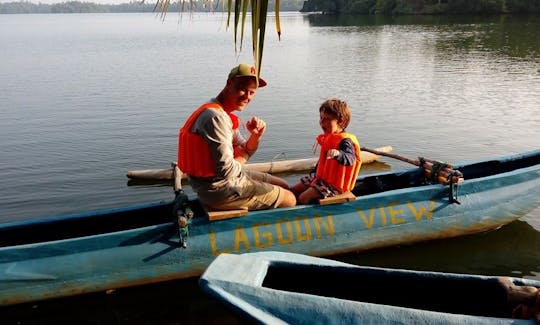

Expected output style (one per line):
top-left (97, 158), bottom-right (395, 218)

top-left (126, 145), bottom-right (393, 180)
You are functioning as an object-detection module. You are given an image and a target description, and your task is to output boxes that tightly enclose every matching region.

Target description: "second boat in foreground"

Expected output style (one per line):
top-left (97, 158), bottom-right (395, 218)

top-left (200, 251), bottom-right (540, 324)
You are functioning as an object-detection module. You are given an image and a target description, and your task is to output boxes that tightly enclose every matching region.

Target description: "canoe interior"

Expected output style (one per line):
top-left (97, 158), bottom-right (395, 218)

top-left (353, 151), bottom-right (540, 196)
top-left (262, 262), bottom-right (519, 318)
top-left (0, 203), bottom-right (175, 247)
top-left (2, 149), bottom-right (539, 247)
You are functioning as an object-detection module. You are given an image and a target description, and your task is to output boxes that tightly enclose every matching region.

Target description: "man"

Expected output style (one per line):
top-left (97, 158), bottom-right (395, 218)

top-left (178, 63), bottom-right (297, 211)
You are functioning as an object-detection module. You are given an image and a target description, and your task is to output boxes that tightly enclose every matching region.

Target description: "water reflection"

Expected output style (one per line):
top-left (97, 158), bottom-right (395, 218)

top-left (304, 14), bottom-right (540, 58)
top-left (333, 220), bottom-right (540, 279)
top-left (305, 13), bottom-right (540, 26)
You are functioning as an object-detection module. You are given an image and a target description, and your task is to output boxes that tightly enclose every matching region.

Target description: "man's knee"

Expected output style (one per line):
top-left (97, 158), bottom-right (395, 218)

top-left (278, 189), bottom-right (297, 207)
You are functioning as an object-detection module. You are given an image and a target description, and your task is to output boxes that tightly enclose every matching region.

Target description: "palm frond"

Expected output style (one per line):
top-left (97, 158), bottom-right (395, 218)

top-left (149, 0), bottom-right (279, 79)
top-left (255, 0), bottom-right (268, 77)
top-left (275, 0), bottom-right (281, 40)
top-left (240, 0), bottom-right (249, 52)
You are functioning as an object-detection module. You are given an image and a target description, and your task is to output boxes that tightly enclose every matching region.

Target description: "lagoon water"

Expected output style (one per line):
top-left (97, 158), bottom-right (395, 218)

top-left (1, 12), bottom-right (539, 323)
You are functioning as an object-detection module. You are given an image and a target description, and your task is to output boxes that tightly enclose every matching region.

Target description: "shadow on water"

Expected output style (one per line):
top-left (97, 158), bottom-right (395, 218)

top-left (0, 277), bottom-right (241, 325)
top-left (126, 179), bottom-right (173, 187)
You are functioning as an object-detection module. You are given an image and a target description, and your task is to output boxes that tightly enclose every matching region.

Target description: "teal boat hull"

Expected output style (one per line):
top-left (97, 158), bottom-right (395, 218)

top-left (200, 251), bottom-right (540, 324)
top-left (1, 149), bottom-right (540, 306)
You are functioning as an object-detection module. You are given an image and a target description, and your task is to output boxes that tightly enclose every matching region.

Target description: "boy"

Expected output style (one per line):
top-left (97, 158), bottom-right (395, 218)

top-left (291, 98), bottom-right (361, 204)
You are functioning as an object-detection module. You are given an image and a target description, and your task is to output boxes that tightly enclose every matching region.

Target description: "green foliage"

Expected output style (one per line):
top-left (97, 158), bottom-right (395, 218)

top-left (344, 0), bottom-right (376, 14)
top-left (300, 0), bottom-right (341, 13)
top-left (0, 1), bottom-right (52, 13)
top-left (50, 1), bottom-right (107, 13)
top-left (373, 0), bottom-right (394, 14)
top-left (0, 1), bottom-right (155, 13)
top-left (446, 0), bottom-right (503, 14)
top-left (299, 0), bottom-right (540, 14)
top-left (506, 0), bottom-right (540, 13)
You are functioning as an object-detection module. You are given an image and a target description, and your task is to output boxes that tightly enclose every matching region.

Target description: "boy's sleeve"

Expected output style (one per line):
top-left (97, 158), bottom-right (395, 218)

top-left (335, 139), bottom-right (356, 166)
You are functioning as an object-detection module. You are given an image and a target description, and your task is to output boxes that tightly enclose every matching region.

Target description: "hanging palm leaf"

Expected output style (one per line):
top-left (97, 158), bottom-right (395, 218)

top-left (149, 0), bottom-right (280, 80)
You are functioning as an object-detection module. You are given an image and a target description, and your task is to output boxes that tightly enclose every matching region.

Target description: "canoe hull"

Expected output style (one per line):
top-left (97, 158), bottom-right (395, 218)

top-left (1, 149), bottom-right (540, 306)
top-left (200, 252), bottom-right (540, 324)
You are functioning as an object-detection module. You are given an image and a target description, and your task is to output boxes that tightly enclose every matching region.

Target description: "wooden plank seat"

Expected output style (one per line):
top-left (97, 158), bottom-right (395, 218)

top-left (207, 209), bottom-right (249, 221)
top-left (318, 191), bottom-right (356, 205)
top-left (207, 191), bottom-right (356, 220)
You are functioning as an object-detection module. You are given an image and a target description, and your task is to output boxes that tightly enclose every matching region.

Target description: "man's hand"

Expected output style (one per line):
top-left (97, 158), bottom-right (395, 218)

top-left (246, 117), bottom-right (266, 137)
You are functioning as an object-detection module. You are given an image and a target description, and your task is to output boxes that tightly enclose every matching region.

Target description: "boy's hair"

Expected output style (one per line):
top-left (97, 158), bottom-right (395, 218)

top-left (319, 98), bottom-right (351, 129)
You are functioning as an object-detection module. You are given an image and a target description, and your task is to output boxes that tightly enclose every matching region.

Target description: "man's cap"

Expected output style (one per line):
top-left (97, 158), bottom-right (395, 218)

top-left (228, 63), bottom-right (267, 88)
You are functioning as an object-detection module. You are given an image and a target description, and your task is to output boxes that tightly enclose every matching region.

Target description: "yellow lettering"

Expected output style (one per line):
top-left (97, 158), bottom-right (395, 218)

top-left (294, 217), bottom-right (312, 241)
top-left (233, 226), bottom-right (251, 251)
top-left (357, 207), bottom-right (376, 228)
top-left (407, 200), bottom-right (435, 221)
top-left (209, 231), bottom-right (231, 256)
top-left (378, 206), bottom-right (388, 225)
top-left (388, 202), bottom-right (405, 225)
top-left (313, 214), bottom-right (335, 238)
top-left (253, 222), bottom-right (273, 248)
top-left (276, 220), bottom-right (293, 244)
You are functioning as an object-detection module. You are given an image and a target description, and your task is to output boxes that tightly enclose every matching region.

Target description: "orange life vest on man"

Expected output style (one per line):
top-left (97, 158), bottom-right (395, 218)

top-left (177, 103), bottom-right (239, 178)
top-left (315, 132), bottom-right (362, 192)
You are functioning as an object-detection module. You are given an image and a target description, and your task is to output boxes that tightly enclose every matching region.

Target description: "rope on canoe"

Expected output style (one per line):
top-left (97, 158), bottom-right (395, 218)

top-left (429, 160), bottom-right (447, 183)
top-left (172, 164), bottom-right (193, 248)
top-left (172, 190), bottom-right (194, 248)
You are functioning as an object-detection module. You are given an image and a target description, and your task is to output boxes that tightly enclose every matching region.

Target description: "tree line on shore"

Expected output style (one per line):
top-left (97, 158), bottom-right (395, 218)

top-left (0, 0), bottom-right (303, 14)
top-left (1, 0), bottom-right (539, 15)
top-left (300, 0), bottom-right (540, 15)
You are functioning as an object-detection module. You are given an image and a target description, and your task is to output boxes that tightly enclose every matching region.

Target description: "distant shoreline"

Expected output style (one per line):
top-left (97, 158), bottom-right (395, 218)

top-left (0, 0), bottom-right (303, 14)
top-left (1, 0), bottom-right (539, 15)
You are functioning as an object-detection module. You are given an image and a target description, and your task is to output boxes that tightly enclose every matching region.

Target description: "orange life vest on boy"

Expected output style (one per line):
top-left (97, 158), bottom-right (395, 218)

top-left (315, 132), bottom-right (362, 192)
top-left (177, 103), bottom-right (239, 178)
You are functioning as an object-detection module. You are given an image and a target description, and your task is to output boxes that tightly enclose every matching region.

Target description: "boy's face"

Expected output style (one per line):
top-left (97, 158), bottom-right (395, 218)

top-left (319, 112), bottom-right (342, 134)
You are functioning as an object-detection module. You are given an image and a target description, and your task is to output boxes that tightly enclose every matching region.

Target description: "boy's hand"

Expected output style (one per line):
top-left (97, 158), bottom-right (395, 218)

top-left (326, 149), bottom-right (340, 159)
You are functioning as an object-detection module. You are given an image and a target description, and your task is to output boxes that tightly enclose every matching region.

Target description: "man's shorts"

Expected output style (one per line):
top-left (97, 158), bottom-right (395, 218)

top-left (202, 170), bottom-right (286, 211)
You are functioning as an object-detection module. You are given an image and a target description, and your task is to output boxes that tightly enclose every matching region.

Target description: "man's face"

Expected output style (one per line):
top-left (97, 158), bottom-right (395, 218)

top-left (226, 77), bottom-right (258, 111)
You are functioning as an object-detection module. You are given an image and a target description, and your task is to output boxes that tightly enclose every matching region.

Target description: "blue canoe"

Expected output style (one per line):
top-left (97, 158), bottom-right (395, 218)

top-left (1, 149), bottom-right (540, 306)
top-left (200, 251), bottom-right (540, 324)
